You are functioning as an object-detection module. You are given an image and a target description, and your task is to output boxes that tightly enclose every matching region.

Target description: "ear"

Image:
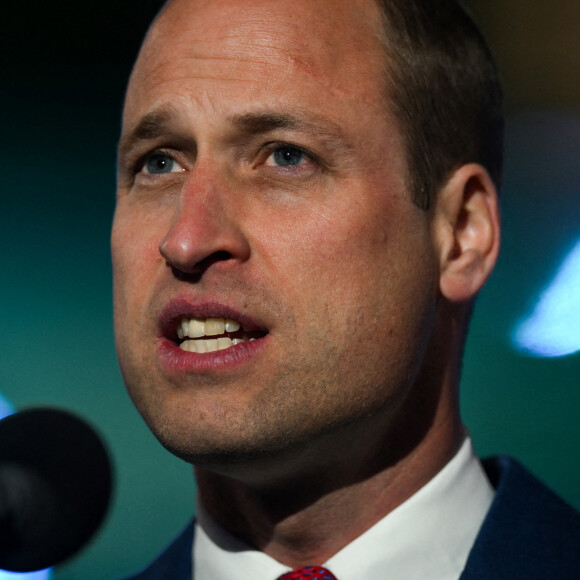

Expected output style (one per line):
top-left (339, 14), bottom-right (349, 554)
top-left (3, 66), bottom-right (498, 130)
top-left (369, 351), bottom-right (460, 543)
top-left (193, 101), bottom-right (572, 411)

top-left (433, 163), bottom-right (500, 303)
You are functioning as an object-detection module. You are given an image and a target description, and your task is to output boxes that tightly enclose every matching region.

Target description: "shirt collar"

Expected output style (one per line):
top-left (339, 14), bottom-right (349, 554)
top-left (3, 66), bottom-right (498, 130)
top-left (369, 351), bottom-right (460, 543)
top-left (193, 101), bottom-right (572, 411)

top-left (193, 437), bottom-right (493, 580)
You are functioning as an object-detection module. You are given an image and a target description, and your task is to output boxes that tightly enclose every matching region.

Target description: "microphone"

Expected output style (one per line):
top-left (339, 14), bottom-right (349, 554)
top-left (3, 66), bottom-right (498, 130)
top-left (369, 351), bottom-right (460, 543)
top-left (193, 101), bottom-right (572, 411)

top-left (0, 408), bottom-right (113, 572)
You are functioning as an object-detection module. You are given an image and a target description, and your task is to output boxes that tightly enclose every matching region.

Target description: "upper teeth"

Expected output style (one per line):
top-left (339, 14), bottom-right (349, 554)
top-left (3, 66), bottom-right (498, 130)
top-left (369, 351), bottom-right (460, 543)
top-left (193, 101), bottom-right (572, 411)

top-left (177, 317), bottom-right (241, 340)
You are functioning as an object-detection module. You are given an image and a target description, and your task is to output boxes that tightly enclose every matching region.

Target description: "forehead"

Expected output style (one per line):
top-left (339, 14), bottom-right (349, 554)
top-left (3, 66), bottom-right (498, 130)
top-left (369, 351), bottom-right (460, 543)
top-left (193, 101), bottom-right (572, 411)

top-left (125, 0), bottom-right (388, 119)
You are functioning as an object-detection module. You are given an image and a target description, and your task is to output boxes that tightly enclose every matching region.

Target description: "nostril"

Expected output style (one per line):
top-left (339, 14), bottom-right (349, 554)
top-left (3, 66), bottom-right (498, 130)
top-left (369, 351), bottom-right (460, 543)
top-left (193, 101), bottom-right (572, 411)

top-left (189, 250), bottom-right (233, 272)
top-left (207, 250), bottom-right (233, 262)
top-left (172, 267), bottom-right (203, 283)
top-left (169, 250), bottom-right (234, 281)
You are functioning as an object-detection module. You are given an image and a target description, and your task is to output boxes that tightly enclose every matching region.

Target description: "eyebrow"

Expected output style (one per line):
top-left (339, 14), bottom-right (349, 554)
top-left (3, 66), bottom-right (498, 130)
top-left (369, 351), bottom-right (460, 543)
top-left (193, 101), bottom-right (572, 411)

top-left (228, 111), bottom-right (347, 141)
top-left (118, 109), bottom-right (176, 162)
top-left (118, 107), bottom-right (352, 162)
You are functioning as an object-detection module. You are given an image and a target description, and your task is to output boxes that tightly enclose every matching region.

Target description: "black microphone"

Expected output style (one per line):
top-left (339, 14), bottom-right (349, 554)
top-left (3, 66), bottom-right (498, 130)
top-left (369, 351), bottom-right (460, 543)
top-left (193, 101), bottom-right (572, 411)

top-left (0, 408), bottom-right (113, 572)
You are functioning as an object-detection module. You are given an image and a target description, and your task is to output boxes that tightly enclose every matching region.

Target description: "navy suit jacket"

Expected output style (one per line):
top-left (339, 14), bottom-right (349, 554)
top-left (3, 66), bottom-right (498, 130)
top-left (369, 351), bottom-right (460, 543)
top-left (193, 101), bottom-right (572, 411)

top-left (124, 457), bottom-right (580, 579)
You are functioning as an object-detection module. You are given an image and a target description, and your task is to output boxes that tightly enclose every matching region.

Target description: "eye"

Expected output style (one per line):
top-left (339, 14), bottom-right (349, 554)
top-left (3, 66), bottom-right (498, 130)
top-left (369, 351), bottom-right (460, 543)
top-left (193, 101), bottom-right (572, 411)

top-left (141, 153), bottom-right (185, 175)
top-left (264, 145), bottom-right (313, 168)
top-left (270, 146), bottom-right (305, 167)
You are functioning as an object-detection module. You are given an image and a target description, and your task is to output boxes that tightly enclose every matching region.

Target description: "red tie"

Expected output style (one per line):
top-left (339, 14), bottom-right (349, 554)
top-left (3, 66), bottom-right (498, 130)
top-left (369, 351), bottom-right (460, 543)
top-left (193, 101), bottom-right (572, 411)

top-left (277, 566), bottom-right (338, 579)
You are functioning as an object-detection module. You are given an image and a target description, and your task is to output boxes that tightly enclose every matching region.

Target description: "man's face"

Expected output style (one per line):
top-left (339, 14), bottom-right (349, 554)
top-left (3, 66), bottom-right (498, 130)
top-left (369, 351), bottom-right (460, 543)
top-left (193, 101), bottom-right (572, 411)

top-left (112, 0), bottom-right (442, 471)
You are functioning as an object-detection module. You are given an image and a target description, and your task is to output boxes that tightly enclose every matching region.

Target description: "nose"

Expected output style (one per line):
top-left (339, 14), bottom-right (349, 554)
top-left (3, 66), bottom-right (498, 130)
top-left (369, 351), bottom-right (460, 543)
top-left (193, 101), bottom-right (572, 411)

top-left (159, 163), bottom-right (251, 275)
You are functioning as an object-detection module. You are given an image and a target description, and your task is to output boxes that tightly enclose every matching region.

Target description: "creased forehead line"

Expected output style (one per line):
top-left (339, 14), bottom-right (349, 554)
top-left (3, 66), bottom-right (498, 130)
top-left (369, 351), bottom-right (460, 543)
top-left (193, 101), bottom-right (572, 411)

top-left (145, 0), bottom-right (387, 74)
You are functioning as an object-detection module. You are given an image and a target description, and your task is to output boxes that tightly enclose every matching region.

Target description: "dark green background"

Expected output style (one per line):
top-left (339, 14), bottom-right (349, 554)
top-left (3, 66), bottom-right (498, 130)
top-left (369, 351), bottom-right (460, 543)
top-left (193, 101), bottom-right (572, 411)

top-left (1, 1), bottom-right (579, 578)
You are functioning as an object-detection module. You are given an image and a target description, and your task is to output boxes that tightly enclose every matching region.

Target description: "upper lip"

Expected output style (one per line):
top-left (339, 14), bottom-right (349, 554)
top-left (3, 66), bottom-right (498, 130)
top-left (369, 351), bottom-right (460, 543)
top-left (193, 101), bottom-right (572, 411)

top-left (158, 297), bottom-right (268, 341)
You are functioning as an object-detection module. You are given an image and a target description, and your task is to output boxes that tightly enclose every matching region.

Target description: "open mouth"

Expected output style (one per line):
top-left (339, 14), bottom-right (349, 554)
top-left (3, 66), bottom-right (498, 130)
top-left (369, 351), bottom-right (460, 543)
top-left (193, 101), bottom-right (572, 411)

top-left (176, 317), bottom-right (267, 353)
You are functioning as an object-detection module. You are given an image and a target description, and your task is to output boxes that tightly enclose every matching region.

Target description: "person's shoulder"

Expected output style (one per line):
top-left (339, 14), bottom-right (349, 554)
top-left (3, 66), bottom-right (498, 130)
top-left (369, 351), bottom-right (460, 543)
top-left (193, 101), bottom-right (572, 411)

top-left (460, 456), bottom-right (580, 580)
top-left (483, 456), bottom-right (580, 530)
top-left (121, 521), bottom-right (194, 580)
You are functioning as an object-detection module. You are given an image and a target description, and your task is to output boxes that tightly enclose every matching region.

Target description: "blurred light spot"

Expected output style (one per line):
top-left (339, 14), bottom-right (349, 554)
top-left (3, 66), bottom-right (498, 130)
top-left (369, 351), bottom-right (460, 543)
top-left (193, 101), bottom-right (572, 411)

top-left (0, 571), bottom-right (50, 580)
top-left (514, 238), bottom-right (580, 357)
top-left (0, 394), bottom-right (14, 421)
top-left (0, 397), bottom-right (51, 580)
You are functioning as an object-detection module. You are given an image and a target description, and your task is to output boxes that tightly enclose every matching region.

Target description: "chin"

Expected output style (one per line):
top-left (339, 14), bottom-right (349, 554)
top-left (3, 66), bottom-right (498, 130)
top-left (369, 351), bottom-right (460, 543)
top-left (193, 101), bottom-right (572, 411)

top-left (139, 400), bottom-right (319, 478)
top-left (151, 427), bottom-right (300, 478)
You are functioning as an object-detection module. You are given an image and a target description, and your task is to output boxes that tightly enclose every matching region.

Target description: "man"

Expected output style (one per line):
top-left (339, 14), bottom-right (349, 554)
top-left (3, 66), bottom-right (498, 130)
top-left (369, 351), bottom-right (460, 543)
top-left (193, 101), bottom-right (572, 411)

top-left (112, 0), bottom-right (580, 578)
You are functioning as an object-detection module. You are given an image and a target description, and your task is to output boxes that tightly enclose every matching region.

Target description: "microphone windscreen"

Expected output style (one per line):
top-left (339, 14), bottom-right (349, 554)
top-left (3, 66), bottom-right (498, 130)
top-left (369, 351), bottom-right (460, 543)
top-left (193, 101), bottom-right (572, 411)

top-left (0, 408), bottom-right (113, 572)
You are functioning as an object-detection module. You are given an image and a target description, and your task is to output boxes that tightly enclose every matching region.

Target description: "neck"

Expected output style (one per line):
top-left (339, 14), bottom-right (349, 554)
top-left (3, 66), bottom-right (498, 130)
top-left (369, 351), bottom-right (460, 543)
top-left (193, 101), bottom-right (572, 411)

top-left (195, 392), bottom-right (464, 567)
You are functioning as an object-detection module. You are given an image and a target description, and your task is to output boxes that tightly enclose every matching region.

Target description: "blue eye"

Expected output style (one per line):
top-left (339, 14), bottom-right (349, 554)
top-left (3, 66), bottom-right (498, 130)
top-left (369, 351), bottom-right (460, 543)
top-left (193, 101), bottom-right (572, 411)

top-left (272, 147), bottom-right (306, 167)
top-left (143, 154), bottom-right (181, 174)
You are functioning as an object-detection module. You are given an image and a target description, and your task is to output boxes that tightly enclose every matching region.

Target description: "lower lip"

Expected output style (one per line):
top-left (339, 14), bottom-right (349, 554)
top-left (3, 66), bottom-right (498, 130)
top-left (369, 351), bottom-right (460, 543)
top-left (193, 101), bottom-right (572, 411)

top-left (157, 335), bottom-right (269, 374)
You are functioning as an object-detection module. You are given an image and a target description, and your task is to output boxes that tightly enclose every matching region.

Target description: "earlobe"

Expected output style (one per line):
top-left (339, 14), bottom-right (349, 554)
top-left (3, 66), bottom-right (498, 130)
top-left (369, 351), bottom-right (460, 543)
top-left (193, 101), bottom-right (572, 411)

top-left (435, 164), bottom-right (501, 303)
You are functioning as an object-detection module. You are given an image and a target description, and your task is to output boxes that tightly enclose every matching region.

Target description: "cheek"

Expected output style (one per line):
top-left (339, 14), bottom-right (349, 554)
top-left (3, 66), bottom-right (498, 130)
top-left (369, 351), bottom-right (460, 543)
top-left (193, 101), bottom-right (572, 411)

top-left (255, 193), bottom-right (398, 292)
top-left (250, 201), bottom-right (392, 357)
top-left (111, 205), bottom-right (166, 321)
top-left (255, 194), bottom-right (437, 342)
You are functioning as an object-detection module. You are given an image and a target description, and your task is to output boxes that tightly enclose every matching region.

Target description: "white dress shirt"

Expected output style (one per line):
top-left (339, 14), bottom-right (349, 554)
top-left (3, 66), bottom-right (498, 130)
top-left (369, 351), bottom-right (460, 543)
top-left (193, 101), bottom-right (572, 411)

top-left (193, 437), bottom-right (494, 580)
